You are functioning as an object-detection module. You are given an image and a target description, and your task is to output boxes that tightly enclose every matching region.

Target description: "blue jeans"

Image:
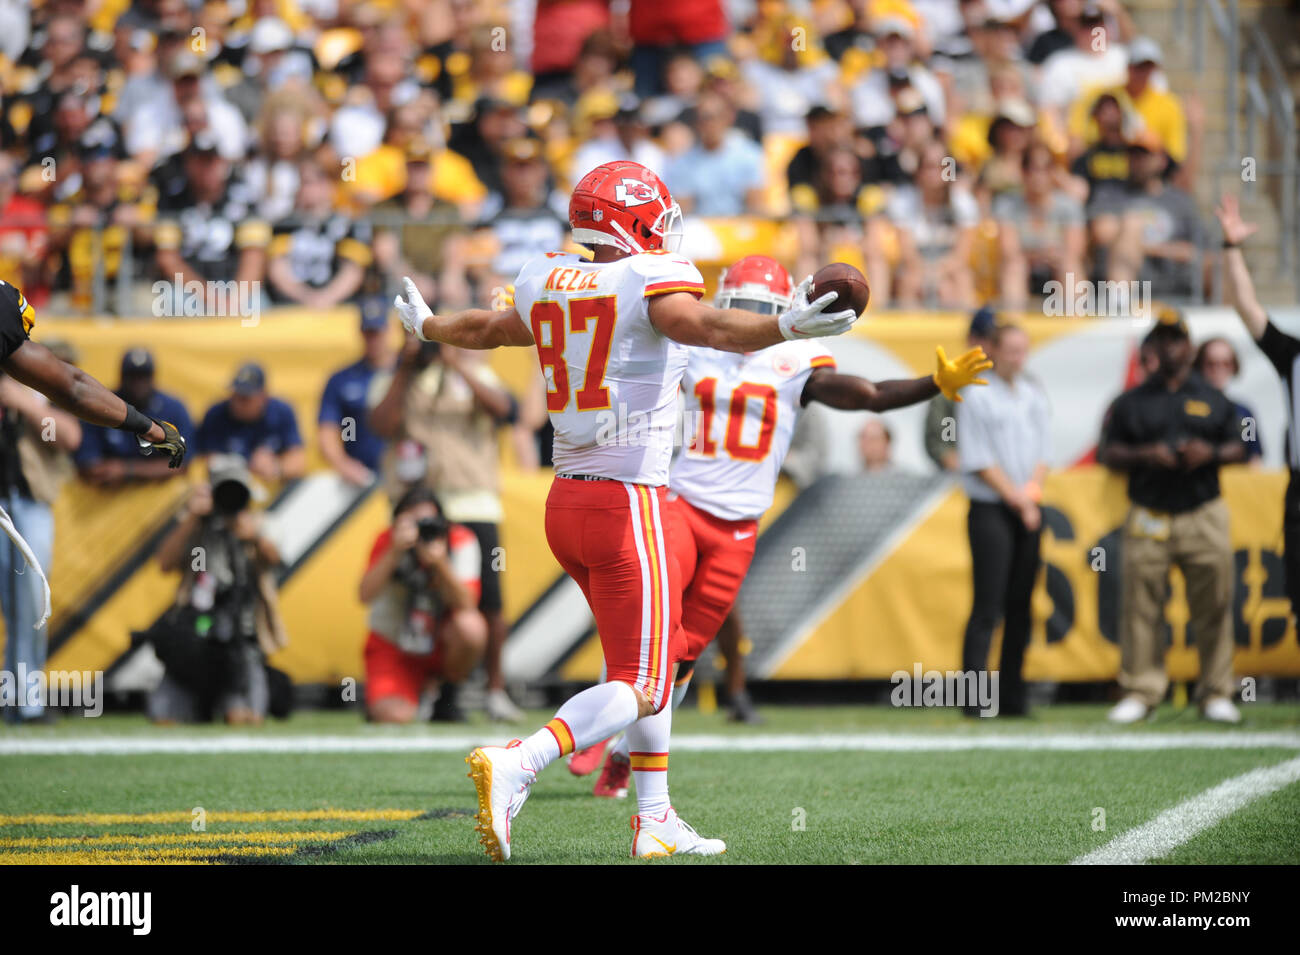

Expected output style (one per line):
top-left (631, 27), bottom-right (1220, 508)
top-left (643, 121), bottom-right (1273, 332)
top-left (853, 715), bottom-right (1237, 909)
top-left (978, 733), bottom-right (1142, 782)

top-left (0, 493), bottom-right (54, 721)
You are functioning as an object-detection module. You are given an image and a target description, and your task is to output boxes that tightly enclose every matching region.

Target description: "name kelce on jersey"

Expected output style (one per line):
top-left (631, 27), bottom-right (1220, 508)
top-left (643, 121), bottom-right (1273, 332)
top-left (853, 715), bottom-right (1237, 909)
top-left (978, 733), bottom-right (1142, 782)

top-left (544, 266), bottom-right (601, 293)
top-left (512, 250), bottom-right (701, 486)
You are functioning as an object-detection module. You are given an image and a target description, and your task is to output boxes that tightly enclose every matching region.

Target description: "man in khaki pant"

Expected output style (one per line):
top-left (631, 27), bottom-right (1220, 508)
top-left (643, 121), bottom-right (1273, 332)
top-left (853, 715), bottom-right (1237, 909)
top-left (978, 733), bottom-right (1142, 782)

top-left (1099, 308), bottom-right (1247, 723)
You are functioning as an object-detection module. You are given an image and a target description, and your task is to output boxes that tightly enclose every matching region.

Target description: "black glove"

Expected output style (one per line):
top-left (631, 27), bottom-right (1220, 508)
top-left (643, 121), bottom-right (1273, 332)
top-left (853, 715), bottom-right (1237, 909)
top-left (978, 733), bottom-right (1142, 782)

top-left (140, 419), bottom-right (187, 469)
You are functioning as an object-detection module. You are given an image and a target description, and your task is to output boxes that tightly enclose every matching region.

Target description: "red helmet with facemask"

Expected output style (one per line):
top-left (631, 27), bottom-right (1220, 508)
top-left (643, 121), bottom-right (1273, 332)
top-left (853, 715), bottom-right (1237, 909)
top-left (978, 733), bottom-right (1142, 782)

top-left (569, 160), bottom-right (684, 255)
top-left (715, 255), bottom-right (793, 316)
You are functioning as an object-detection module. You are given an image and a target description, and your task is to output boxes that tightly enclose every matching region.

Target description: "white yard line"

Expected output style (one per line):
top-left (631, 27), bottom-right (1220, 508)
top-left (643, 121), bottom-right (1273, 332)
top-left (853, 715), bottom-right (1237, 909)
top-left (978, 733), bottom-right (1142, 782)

top-left (1072, 755), bottom-right (1300, 865)
top-left (1, 731), bottom-right (1298, 756)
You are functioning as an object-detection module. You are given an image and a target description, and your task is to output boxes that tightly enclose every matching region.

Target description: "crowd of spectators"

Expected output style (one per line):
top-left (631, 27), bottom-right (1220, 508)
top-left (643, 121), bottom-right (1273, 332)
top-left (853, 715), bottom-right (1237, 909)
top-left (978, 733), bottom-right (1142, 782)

top-left (1, 0), bottom-right (1209, 315)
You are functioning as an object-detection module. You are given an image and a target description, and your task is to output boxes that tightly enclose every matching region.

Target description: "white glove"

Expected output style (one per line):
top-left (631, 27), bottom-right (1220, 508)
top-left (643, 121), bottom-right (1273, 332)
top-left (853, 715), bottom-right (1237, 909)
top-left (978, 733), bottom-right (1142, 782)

top-left (393, 276), bottom-right (433, 341)
top-left (778, 275), bottom-right (859, 340)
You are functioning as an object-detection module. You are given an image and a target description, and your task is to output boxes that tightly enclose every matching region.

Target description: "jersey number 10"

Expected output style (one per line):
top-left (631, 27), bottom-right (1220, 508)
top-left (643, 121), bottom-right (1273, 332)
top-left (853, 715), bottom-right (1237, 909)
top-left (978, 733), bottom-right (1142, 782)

top-left (530, 297), bottom-right (616, 412)
top-left (691, 378), bottom-right (778, 462)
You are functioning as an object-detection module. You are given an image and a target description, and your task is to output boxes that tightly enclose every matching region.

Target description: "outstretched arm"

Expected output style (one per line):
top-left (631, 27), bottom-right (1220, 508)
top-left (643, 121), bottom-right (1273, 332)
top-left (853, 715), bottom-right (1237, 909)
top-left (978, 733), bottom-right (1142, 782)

top-left (648, 276), bottom-right (858, 354)
top-left (1214, 195), bottom-right (1268, 339)
top-left (805, 346), bottom-right (991, 411)
top-left (394, 278), bottom-right (534, 349)
top-left (3, 340), bottom-right (168, 442)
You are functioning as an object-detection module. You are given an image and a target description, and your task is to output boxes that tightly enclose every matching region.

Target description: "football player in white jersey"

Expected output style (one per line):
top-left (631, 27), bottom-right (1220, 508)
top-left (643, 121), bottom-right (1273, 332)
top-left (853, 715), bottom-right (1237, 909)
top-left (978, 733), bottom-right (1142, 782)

top-left (392, 160), bottom-right (861, 861)
top-left (572, 255), bottom-right (991, 798)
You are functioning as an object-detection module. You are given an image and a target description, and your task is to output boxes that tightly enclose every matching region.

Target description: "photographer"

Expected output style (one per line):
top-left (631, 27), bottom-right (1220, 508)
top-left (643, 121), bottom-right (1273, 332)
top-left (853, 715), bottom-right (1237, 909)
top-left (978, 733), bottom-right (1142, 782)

top-left (369, 334), bottom-right (521, 722)
top-left (145, 456), bottom-right (287, 725)
top-left (359, 486), bottom-right (487, 723)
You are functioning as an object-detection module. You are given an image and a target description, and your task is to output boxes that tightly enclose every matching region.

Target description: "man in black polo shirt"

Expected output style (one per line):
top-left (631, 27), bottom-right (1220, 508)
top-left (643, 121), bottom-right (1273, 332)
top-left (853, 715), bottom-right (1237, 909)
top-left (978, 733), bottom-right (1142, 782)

top-left (1099, 307), bottom-right (1246, 724)
top-left (1216, 195), bottom-right (1300, 619)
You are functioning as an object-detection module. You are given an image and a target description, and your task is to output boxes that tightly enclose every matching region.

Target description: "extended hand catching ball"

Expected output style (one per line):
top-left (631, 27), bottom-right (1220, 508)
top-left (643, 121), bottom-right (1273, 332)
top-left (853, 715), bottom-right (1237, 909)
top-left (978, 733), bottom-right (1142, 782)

top-left (811, 263), bottom-right (870, 317)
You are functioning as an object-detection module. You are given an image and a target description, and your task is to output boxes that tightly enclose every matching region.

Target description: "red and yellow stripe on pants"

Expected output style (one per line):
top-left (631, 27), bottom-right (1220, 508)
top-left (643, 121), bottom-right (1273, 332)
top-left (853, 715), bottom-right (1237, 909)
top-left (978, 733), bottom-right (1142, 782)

top-left (544, 477), bottom-right (683, 712)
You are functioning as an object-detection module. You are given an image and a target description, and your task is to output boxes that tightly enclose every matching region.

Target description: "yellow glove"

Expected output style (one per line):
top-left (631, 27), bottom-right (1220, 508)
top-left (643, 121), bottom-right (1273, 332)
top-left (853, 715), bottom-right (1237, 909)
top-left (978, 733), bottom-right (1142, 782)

top-left (492, 284), bottom-right (515, 311)
top-left (933, 345), bottom-right (992, 401)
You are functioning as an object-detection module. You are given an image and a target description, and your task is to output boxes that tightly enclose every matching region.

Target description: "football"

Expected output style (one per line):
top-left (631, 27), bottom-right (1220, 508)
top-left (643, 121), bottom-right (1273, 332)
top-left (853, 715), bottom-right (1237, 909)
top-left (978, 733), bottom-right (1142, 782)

top-left (811, 262), bottom-right (870, 317)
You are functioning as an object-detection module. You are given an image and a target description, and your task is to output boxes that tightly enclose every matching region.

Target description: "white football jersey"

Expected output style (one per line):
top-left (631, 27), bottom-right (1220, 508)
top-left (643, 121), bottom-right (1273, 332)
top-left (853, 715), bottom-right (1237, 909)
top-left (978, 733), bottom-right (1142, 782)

top-left (671, 340), bottom-right (836, 521)
top-left (513, 250), bottom-right (704, 485)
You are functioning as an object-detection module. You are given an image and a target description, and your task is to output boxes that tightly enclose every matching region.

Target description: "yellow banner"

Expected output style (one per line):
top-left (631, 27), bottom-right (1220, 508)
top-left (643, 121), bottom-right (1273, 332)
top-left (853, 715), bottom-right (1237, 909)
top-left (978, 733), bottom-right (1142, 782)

top-left (778, 468), bottom-right (1300, 680)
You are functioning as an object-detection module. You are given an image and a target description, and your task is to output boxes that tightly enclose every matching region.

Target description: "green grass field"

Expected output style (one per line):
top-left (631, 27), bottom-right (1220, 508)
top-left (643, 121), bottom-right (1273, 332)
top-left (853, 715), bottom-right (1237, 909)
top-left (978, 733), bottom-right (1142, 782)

top-left (2, 703), bottom-right (1298, 864)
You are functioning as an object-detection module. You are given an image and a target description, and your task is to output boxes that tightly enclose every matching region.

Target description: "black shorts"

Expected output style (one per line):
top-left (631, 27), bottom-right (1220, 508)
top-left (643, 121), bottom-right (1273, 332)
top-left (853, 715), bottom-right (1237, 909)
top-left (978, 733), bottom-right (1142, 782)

top-left (463, 521), bottom-right (503, 614)
top-left (1284, 473), bottom-right (1300, 617)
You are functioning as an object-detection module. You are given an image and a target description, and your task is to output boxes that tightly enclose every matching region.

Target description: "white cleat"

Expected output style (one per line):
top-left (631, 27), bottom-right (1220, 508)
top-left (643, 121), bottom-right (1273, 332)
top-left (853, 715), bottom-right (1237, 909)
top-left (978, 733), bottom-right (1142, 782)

top-left (466, 740), bottom-right (536, 862)
top-left (1107, 696), bottom-right (1151, 724)
top-left (1202, 697), bottom-right (1242, 724)
top-left (630, 808), bottom-right (726, 859)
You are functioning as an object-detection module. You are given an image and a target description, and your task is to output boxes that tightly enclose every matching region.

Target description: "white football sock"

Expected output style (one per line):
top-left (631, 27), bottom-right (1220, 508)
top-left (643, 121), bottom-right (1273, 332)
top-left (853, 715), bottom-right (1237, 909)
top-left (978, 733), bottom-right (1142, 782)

top-left (518, 681), bottom-right (640, 773)
top-left (611, 673), bottom-right (692, 762)
top-left (624, 699), bottom-right (673, 819)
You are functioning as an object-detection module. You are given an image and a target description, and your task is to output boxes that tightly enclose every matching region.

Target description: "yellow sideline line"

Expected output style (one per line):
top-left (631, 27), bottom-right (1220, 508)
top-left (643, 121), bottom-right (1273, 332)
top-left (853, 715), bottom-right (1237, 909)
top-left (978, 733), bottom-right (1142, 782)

top-left (0, 809), bottom-right (423, 825)
top-left (0, 830), bottom-right (358, 849)
top-left (0, 846), bottom-right (297, 865)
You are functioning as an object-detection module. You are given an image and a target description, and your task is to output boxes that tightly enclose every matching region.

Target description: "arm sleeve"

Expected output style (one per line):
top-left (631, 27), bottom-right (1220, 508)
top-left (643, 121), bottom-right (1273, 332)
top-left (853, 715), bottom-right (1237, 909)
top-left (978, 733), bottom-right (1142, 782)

top-left (318, 374), bottom-right (342, 425)
top-left (276, 401), bottom-right (304, 449)
top-left (1256, 320), bottom-right (1300, 378)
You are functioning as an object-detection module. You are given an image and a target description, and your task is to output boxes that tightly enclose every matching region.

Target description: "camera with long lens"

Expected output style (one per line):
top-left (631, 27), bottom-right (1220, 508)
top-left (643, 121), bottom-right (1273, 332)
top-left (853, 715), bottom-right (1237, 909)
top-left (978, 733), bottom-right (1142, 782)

top-left (212, 477), bottom-right (252, 516)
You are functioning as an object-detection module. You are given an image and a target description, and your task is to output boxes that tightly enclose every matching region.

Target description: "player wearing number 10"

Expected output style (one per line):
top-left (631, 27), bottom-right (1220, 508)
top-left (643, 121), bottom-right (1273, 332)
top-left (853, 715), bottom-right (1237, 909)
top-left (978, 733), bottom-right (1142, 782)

top-left (392, 159), bottom-right (859, 862)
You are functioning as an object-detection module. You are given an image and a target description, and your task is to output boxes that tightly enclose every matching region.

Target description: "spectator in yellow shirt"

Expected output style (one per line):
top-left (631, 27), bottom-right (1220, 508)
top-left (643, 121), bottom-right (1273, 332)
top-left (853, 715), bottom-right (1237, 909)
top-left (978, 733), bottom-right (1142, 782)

top-left (1067, 37), bottom-right (1186, 165)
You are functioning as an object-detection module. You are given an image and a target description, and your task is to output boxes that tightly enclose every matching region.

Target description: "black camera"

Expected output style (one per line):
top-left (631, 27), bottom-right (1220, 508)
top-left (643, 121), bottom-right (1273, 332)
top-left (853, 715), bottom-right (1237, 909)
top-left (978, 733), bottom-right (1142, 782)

top-left (212, 477), bottom-right (252, 515)
top-left (416, 515), bottom-right (450, 542)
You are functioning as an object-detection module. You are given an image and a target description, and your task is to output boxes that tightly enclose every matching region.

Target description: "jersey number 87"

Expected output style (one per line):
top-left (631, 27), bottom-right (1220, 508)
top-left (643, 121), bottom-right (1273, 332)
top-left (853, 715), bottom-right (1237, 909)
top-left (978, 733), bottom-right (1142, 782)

top-left (530, 297), bottom-right (616, 412)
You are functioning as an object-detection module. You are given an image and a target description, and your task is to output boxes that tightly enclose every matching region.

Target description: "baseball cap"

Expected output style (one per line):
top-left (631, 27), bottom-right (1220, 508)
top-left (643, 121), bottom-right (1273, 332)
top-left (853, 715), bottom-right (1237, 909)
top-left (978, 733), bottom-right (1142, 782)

top-left (614, 94), bottom-right (643, 122)
top-left (994, 98), bottom-right (1037, 129)
top-left (359, 296), bottom-right (389, 332)
top-left (186, 128), bottom-right (221, 156)
top-left (78, 121), bottom-right (121, 161)
top-left (1080, 1), bottom-right (1105, 21)
top-left (121, 347), bottom-right (155, 376)
top-left (1128, 37), bottom-right (1163, 66)
top-left (875, 16), bottom-right (915, 39)
top-left (895, 87), bottom-right (928, 118)
top-left (502, 138), bottom-right (543, 164)
top-left (1142, 304), bottom-right (1189, 343)
top-left (249, 18), bottom-right (293, 55)
top-left (230, 362), bottom-right (266, 395)
top-left (969, 306), bottom-right (1000, 339)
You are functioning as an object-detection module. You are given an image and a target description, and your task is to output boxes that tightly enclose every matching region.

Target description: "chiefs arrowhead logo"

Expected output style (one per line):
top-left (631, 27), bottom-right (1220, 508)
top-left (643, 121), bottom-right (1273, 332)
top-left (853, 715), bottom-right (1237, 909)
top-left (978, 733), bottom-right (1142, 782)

top-left (614, 178), bottom-right (660, 207)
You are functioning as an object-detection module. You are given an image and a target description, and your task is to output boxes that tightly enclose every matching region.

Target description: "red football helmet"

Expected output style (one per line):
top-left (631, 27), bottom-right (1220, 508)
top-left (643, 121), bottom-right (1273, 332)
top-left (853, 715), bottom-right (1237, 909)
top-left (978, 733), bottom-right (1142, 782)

top-left (716, 255), bottom-right (793, 315)
top-left (569, 160), bottom-right (684, 255)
